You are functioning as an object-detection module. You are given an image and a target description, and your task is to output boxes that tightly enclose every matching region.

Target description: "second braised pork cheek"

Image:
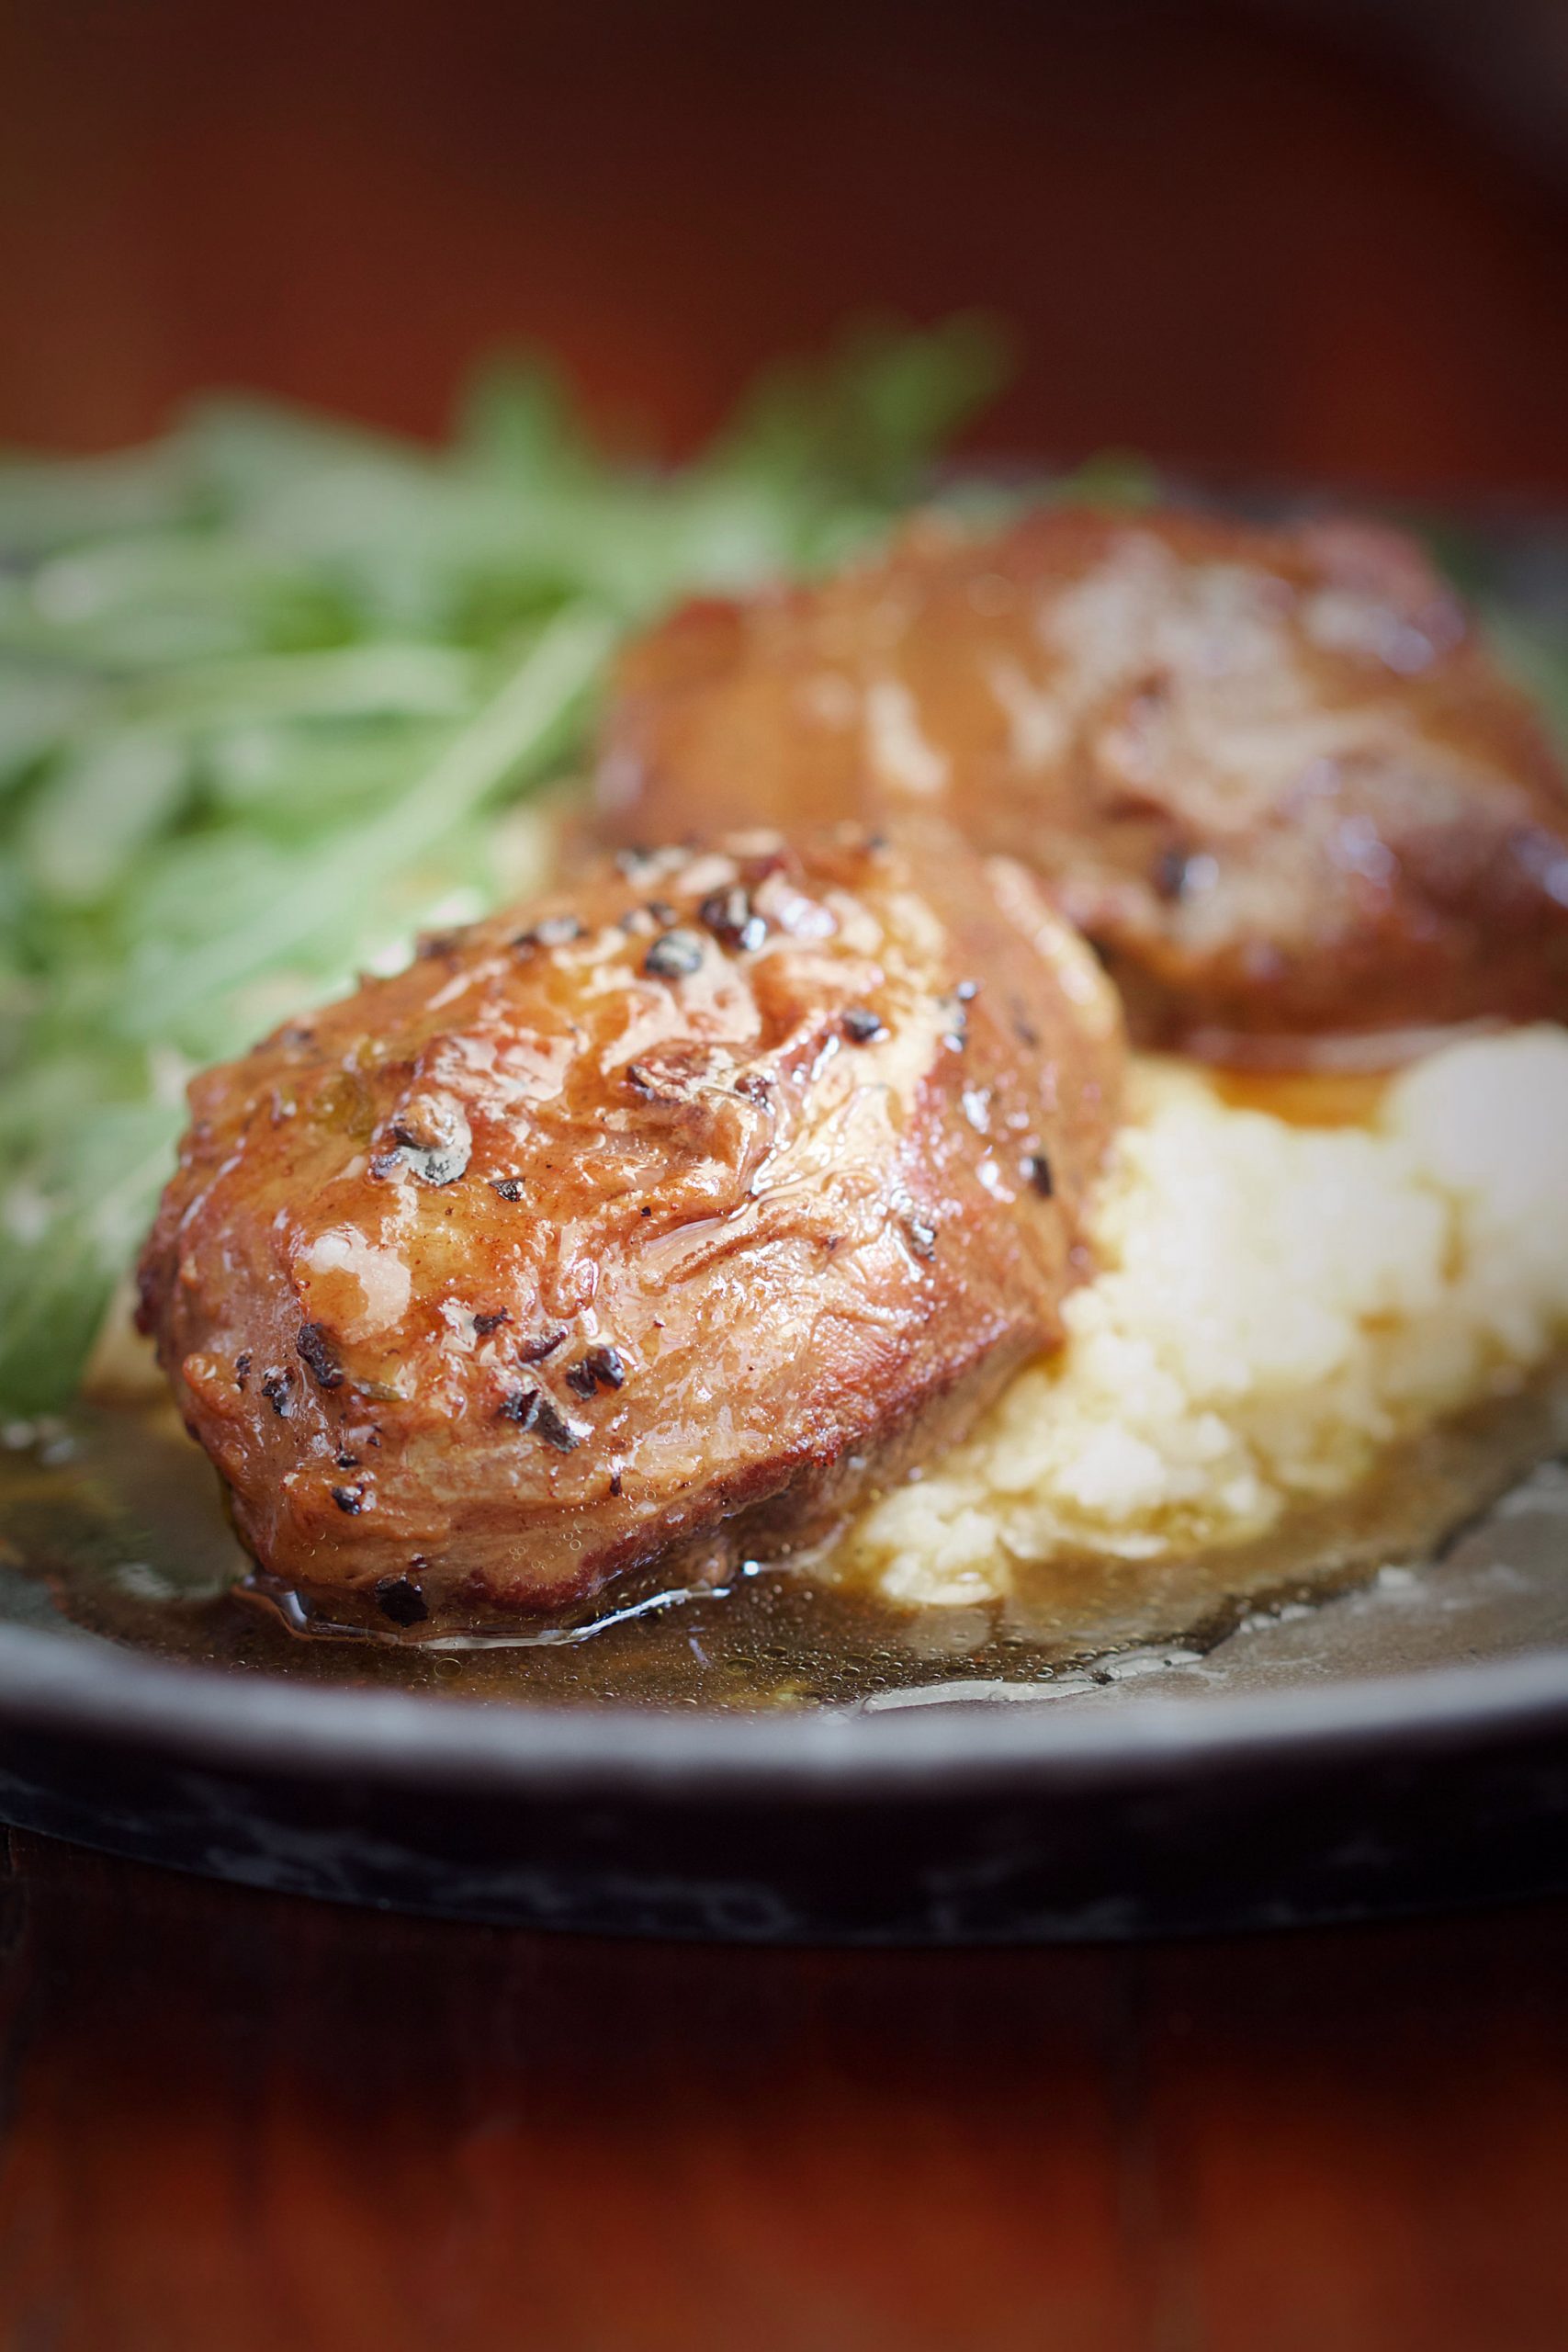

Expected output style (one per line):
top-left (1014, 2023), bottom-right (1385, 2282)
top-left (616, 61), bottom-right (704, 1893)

top-left (596, 506), bottom-right (1568, 1052)
top-left (136, 825), bottom-right (1122, 1621)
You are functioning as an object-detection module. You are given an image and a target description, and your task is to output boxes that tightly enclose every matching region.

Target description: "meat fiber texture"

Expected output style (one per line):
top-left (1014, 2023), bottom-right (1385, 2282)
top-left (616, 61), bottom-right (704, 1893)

top-left (597, 505), bottom-right (1568, 1052)
top-left (137, 822), bottom-right (1122, 1623)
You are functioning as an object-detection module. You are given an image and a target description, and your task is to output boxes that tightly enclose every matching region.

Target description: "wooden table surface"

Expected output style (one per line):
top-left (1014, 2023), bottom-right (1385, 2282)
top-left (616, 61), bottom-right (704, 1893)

top-left (1, 1827), bottom-right (1565, 2352)
top-left (4, 0), bottom-right (1567, 499)
top-left (3, 10), bottom-right (1567, 2348)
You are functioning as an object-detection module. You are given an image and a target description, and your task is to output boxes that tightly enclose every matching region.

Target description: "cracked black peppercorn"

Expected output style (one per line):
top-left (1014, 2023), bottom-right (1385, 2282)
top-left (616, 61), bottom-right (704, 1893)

top-left (643, 929), bottom-right (705, 979)
top-left (387, 1105), bottom-right (470, 1188)
top-left (513, 913), bottom-right (585, 953)
top-left (516, 1328), bottom-right (567, 1364)
top-left (376, 1575), bottom-right (428, 1627)
top-left (842, 1006), bottom-right (886, 1044)
top-left (1024, 1152), bottom-right (1055, 1198)
top-left (490, 1176), bottom-right (525, 1202)
top-left (566, 1345), bottom-right (626, 1397)
top-left (296, 1320), bottom-right (344, 1390)
top-left (331, 1483), bottom-right (367, 1514)
top-left (1152, 846), bottom-right (1190, 901)
top-left (497, 1386), bottom-right (586, 1451)
top-left (901, 1211), bottom-right (938, 1261)
top-left (699, 887), bottom-right (767, 953)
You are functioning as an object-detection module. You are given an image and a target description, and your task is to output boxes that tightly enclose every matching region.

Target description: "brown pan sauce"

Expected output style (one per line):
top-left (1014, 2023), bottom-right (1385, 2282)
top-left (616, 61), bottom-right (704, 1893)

top-left (2, 1364), bottom-right (1562, 1712)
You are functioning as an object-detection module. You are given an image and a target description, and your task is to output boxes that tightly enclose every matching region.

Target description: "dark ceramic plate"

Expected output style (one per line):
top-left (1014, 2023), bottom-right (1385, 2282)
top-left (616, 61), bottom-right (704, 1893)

top-left (2, 501), bottom-right (1567, 1944)
top-left (0, 1351), bottom-right (1565, 1947)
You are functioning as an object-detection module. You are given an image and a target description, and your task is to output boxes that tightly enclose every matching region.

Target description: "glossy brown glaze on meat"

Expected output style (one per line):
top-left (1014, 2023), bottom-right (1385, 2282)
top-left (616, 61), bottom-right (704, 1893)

top-left (136, 824), bottom-right (1122, 1623)
top-left (596, 506), bottom-right (1568, 1054)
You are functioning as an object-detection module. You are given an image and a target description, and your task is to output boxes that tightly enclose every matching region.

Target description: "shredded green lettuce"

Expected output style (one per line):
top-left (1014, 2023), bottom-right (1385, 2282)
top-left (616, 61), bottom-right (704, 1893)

top-left (0, 320), bottom-right (1007, 1410)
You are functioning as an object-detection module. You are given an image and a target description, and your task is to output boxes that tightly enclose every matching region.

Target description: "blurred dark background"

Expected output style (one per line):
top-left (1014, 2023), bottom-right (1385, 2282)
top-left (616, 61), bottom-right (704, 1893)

top-left (1, 0), bottom-right (1566, 492)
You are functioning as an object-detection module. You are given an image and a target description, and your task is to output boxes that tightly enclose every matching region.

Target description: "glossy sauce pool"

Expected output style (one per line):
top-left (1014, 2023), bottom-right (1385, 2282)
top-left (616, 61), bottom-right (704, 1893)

top-left (0, 1373), bottom-right (1562, 1711)
top-left (3, 1067), bottom-right (1562, 1713)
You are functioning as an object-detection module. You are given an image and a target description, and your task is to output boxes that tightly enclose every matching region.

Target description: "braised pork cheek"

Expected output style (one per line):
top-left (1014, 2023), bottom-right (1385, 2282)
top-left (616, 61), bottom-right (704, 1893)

top-left (595, 507), bottom-right (1568, 1051)
top-left (136, 825), bottom-right (1122, 1621)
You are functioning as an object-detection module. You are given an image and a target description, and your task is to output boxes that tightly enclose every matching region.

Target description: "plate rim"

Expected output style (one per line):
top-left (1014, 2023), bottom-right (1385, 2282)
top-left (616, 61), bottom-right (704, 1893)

top-left (2, 1619), bottom-right (1568, 1800)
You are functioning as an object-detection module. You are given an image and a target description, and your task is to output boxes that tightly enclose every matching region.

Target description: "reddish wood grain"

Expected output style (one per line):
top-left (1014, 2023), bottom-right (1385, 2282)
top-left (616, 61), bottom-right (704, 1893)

top-left (0, 0), bottom-right (1564, 495)
top-left (2, 1830), bottom-right (1567, 2351)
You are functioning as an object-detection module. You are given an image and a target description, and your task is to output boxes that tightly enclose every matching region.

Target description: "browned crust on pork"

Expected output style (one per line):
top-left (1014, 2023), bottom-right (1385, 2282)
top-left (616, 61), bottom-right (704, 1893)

top-left (137, 822), bottom-right (1122, 1623)
top-left (595, 506), bottom-right (1568, 1049)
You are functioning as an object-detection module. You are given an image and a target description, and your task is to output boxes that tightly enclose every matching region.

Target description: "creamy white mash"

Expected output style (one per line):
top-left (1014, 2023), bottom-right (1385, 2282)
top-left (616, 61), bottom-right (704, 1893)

top-left (843, 1026), bottom-right (1568, 1606)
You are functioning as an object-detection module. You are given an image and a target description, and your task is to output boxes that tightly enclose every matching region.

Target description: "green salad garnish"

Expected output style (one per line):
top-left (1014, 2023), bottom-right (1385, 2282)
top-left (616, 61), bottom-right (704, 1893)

top-left (0, 320), bottom-right (1007, 1410)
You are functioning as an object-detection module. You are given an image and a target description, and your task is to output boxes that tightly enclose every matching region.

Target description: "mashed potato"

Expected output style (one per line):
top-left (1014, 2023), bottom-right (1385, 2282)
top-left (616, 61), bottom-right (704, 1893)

top-left (844, 1025), bottom-right (1568, 1608)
